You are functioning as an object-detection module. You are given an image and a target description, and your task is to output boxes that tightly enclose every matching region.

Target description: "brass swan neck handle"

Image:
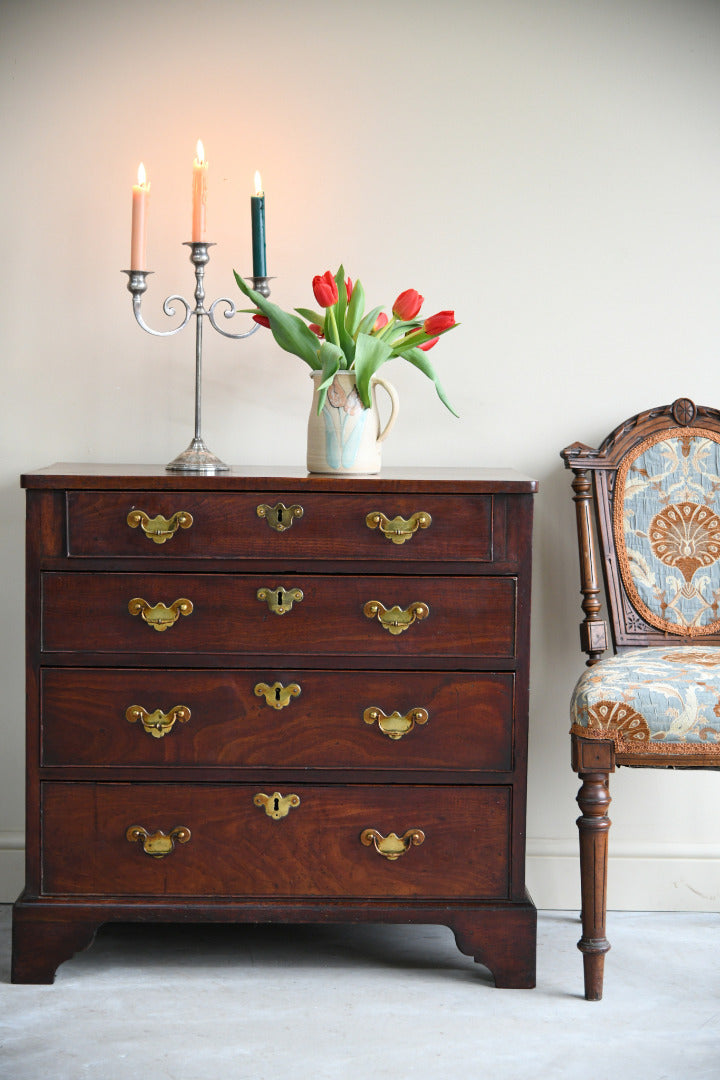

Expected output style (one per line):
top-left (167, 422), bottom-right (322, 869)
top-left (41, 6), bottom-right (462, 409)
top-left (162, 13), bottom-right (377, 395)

top-left (365, 511), bottom-right (432, 545)
top-left (126, 825), bottom-right (191, 858)
top-left (360, 828), bottom-right (426, 860)
top-left (128, 597), bottom-right (193, 631)
top-left (363, 600), bottom-right (429, 635)
top-left (127, 509), bottom-right (194, 544)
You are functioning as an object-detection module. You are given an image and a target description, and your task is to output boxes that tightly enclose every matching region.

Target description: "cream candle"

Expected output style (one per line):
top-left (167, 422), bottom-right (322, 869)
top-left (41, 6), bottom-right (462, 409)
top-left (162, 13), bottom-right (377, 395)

top-left (130, 163), bottom-right (150, 271)
top-left (192, 140), bottom-right (208, 242)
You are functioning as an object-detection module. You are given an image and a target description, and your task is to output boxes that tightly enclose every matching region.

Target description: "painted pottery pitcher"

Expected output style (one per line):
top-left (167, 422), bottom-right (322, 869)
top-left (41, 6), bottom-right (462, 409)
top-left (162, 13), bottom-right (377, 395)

top-left (307, 371), bottom-right (399, 474)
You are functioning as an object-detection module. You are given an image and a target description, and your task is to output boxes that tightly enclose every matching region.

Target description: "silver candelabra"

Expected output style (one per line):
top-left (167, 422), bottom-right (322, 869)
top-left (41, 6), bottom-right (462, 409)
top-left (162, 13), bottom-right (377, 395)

top-left (124, 242), bottom-right (271, 473)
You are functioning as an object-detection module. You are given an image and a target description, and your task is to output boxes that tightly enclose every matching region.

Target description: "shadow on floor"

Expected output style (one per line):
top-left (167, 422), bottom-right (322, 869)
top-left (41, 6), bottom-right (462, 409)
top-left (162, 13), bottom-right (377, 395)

top-left (0, 908), bottom-right (497, 986)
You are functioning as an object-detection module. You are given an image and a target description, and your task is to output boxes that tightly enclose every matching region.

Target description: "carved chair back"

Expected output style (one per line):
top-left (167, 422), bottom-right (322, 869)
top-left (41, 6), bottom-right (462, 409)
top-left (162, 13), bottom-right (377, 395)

top-left (562, 397), bottom-right (720, 663)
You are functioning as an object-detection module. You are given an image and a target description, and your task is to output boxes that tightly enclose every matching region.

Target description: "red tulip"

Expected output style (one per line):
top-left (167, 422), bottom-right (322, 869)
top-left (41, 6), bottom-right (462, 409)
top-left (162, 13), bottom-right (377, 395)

top-left (312, 270), bottom-right (339, 308)
top-left (418, 336), bottom-right (439, 351)
top-left (392, 289), bottom-right (423, 321)
top-left (373, 312), bottom-right (388, 333)
top-left (252, 314), bottom-right (271, 329)
top-left (309, 323), bottom-right (325, 338)
top-left (346, 277), bottom-right (354, 302)
top-left (423, 310), bottom-right (455, 335)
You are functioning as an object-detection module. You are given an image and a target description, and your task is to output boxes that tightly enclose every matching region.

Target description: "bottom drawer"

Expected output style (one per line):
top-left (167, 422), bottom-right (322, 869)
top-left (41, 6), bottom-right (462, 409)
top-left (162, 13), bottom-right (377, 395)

top-left (41, 783), bottom-right (511, 900)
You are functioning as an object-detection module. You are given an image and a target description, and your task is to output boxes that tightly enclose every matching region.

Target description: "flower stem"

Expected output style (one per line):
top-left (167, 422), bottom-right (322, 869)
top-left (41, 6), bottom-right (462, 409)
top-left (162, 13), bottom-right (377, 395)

top-left (391, 328), bottom-right (425, 351)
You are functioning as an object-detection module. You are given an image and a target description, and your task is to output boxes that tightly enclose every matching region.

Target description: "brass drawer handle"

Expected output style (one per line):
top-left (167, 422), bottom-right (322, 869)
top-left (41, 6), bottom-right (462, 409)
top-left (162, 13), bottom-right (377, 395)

top-left (257, 586), bottom-right (303, 615)
top-left (254, 791), bottom-right (300, 820)
top-left (126, 825), bottom-right (191, 858)
top-left (254, 681), bottom-right (302, 709)
top-left (363, 600), bottom-right (429, 635)
top-left (256, 502), bottom-right (304, 532)
top-left (363, 706), bottom-right (429, 740)
top-left (127, 509), bottom-right (194, 544)
top-left (365, 511), bottom-right (432, 545)
top-left (126, 704), bottom-right (191, 738)
top-left (360, 828), bottom-right (425, 861)
top-left (128, 597), bottom-right (193, 631)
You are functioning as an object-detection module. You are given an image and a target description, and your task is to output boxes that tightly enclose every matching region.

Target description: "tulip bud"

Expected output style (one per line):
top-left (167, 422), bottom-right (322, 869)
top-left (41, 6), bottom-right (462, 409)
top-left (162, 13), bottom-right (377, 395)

top-left (252, 314), bottom-right (271, 329)
top-left (373, 312), bottom-right (389, 333)
top-left (392, 289), bottom-right (423, 321)
top-left (309, 323), bottom-right (325, 339)
top-left (346, 277), bottom-right (354, 302)
top-left (423, 310), bottom-right (455, 336)
top-left (312, 270), bottom-right (339, 308)
top-left (418, 336), bottom-right (439, 351)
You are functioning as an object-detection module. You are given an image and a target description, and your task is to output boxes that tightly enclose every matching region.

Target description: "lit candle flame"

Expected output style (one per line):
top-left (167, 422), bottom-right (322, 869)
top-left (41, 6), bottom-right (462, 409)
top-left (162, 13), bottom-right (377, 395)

top-left (196, 140), bottom-right (205, 165)
top-left (137, 162), bottom-right (147, 187)
top-left (254, 170), bottom-right (263, 196)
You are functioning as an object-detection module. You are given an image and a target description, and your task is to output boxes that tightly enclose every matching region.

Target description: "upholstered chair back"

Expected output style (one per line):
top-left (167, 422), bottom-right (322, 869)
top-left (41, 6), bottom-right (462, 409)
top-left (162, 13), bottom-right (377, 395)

top-left (563, 398), bottom-right (720, 653)
top-left (616, 430), bottom-right (720, 636)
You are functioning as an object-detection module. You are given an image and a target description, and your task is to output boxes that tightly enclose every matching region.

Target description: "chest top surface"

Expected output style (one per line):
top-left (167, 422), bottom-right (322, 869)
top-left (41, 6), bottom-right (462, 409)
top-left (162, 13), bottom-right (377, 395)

top-left (21, 464), bottom-right (537, 493)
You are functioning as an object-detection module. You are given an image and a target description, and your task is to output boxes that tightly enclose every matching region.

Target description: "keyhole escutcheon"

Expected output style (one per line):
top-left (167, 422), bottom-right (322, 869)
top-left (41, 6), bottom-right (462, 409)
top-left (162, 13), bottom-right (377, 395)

top-left (257, 586), bottom-right (304, 615)
top-left (254, 682), bottom-right (302, 710)
top-left (256, 502), bottom-right (304, 533)
top-left (253, 791), bottom-right (301, 820)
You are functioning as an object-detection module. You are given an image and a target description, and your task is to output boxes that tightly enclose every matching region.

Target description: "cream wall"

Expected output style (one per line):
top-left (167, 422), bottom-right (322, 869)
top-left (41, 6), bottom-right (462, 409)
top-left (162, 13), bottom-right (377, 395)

top-left (2, 0), bottom-right (719, 909)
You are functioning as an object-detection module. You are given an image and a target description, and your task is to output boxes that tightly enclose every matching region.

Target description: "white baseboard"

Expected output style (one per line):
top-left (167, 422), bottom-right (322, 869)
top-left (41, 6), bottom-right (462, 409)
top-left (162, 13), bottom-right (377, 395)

top-left (0, 832), bottom-right (25, 904)
top-left (526, 838), bottom-right (720, 911)
top-left (1, 834), bottom-right (718, 910)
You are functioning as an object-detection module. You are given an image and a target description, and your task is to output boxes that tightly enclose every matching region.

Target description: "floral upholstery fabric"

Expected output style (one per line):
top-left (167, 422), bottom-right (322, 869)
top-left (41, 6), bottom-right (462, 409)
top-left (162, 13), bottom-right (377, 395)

top-left (616, 430), bottom-right (720, 635)
top-left (571, 646), bottom-right (720, 757)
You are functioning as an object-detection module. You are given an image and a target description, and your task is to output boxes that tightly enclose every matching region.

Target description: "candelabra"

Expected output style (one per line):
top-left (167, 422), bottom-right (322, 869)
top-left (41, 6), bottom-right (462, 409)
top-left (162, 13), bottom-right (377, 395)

top-left (124, 242), bottom-right (271, 472)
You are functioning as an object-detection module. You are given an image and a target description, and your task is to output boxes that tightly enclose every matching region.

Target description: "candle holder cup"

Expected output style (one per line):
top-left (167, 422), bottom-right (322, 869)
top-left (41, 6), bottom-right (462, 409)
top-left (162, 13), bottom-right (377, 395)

top-left (123, 242), bottom-right (272, 473)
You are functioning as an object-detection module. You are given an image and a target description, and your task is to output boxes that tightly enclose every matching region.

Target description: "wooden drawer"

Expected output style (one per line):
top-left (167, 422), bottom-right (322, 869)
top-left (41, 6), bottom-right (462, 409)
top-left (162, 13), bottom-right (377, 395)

top-left (65, 491), bottom-right (495, 562)
top-left (40, 573), bottom-right (517, 659)
top-left (40, 669), bottom-right (515, 772)
top-left (41, 782), bottom-right (511, 899)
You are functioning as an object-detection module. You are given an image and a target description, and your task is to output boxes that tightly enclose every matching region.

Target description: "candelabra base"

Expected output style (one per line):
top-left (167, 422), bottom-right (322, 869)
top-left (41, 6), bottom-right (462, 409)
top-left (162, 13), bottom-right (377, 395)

top-left (166, 437), bottom-right (230, 473)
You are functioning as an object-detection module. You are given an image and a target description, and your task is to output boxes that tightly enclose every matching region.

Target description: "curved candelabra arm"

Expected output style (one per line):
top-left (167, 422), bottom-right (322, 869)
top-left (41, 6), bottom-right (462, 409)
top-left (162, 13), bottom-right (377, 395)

top-left (123, 271), bottom-right (193, 338)
top-left (207, 297), bottom-right (261, 340)
top-left (122, 249), bottom-right (275, 474)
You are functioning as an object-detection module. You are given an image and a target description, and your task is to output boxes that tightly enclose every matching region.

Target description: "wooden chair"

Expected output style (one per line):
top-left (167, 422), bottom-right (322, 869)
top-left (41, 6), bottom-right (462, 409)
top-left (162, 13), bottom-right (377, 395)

top-left (561, 397), bottom-right (720, 1000)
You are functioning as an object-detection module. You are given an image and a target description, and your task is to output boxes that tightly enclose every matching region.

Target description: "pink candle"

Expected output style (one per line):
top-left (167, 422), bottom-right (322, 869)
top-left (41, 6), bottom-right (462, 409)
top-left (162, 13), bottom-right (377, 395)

top-left (130, 163), bottom-right (150, 271)
top-left (192, 140), bottom-right (208, 242)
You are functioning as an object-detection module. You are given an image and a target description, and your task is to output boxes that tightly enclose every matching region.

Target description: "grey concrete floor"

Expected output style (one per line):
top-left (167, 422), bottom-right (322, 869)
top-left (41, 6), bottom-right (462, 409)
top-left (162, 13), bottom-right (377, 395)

top-left (0, 905), bottom-right (718, 1080)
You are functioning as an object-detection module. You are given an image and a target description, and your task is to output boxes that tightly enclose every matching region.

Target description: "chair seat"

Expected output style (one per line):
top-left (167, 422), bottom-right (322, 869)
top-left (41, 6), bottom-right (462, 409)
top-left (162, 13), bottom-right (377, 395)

top-left (571, 646), bottom-right (720, 757)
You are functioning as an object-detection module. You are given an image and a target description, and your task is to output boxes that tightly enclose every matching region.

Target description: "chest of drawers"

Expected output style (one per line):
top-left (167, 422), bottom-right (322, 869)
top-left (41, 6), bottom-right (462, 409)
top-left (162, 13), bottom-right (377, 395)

top-left (12, 465), bottom-right (537, 986)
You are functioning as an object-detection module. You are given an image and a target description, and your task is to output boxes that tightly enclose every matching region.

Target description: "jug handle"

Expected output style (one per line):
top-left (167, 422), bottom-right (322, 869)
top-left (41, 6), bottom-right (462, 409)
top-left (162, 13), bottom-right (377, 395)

top-left (372, 375), bottom-right (400, 444)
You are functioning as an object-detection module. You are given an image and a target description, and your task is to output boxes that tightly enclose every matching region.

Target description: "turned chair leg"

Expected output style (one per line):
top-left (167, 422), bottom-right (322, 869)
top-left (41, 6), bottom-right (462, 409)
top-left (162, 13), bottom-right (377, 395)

top-left (576, 771), bottom-right (611, 1000)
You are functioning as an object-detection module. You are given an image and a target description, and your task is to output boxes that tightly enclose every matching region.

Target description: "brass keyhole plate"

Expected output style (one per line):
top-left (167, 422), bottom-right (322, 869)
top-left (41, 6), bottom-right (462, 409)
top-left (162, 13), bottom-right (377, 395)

top-left (253, 791), bottom-right (301, 820)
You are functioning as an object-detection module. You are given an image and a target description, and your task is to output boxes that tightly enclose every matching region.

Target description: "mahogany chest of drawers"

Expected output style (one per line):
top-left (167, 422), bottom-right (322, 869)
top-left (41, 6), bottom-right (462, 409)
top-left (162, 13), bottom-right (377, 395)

top-left (12, 465), bottom-right (537, 986)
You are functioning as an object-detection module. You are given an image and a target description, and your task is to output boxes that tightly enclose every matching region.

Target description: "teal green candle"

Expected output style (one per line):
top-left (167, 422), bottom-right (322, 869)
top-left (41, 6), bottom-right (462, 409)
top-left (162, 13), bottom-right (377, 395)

top-left (251, 193), bottom-right (266, 278)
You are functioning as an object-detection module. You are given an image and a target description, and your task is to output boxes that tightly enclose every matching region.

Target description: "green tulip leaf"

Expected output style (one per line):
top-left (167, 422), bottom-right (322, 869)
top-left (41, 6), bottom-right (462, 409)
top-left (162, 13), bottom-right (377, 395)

top-left (346, 278), bottom-right (365, 337)
top-left (329, 265), bottom-right (356, 363)
top-left (295, 307), bottom-right (326, 325)
top-left (357, 306), bottom-right (386, 336)
top-left (353, 332), bottom-right (393, 409)
top-left (317, 341), bottom-right (343, 387)
top-left (404, 347), bottom-right (459, 417)
top-left (332, 265), bottom-right (347, 337)
top-left (334, 265), bottom-right (347, 318)
top-left (315, 341), bottom-right (344, 413)
top-left (234, 272), bottom-right (321, 369)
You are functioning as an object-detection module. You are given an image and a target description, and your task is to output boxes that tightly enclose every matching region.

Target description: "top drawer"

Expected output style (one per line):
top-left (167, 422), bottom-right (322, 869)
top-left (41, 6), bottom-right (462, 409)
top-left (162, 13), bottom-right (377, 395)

top-left (65, 491), bottom-right (495, 563)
